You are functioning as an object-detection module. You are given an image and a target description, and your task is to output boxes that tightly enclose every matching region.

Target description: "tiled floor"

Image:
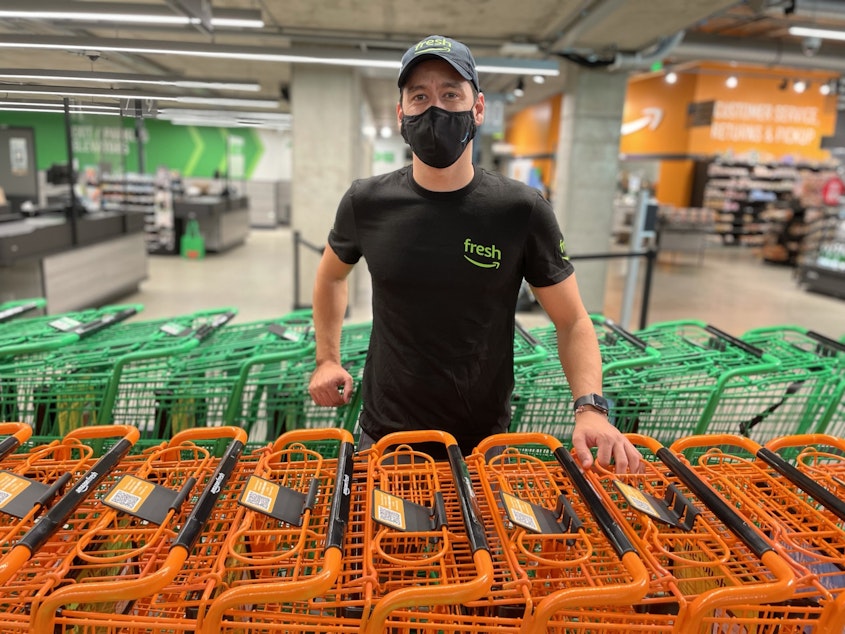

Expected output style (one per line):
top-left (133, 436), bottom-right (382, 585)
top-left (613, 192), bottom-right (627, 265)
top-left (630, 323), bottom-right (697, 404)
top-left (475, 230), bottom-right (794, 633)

top-left (121, 227), bottom-right (845, 341)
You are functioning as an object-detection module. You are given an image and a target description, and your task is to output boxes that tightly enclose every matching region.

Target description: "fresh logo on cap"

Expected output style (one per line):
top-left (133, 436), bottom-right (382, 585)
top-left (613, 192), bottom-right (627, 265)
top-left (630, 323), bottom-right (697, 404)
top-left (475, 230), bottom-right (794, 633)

top-left (414, 37), bottom-right (452, 56)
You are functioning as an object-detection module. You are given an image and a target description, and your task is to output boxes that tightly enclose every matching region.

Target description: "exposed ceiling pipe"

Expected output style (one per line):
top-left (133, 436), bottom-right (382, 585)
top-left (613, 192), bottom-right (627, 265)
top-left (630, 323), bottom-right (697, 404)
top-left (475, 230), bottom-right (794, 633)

top-left (671, 32), bottom-right (845, 73)
top-left (608, 31), bottom-right (686, 71)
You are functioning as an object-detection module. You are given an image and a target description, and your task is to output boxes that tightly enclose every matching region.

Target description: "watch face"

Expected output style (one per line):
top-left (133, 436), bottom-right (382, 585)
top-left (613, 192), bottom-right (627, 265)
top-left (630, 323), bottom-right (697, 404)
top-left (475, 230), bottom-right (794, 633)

top-left (575, 393), bottom-right (609, 413)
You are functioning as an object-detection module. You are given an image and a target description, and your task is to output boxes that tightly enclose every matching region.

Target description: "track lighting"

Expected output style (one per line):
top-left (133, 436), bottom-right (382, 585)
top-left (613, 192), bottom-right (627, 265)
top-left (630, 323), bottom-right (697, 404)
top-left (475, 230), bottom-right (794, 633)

top-left (513, 78), bottom-right (525, 98)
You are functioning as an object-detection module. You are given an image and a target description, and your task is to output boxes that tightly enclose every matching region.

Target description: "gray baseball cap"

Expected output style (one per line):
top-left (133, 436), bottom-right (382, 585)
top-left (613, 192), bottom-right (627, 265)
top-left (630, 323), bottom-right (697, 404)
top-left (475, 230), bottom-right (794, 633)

top-left (398, 35), bottom-right (480, 92)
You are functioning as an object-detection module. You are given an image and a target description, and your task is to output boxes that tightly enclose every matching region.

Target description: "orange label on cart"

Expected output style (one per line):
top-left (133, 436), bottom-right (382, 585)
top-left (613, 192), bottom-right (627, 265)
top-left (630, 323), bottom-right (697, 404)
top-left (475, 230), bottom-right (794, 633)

top-left (614, 480), bottom-right (662, 519)
top-left (373, 489), bottom-right (406, 530)
top-left (0, 472), bottom-right (33, 510)
top-left (240, 475), bottom-right (281, 514)
top-left (105, 475), bottom-right (155, 513)
top-left (501, 492), bottom-right (541, 533)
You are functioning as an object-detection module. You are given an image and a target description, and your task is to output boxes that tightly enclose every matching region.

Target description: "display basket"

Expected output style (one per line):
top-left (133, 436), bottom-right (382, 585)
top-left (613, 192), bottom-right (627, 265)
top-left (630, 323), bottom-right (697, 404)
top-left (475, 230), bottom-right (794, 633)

top-left (199, 428), bottom-right (355, 633)
top-left (0, 308), bottom-right (236, 437)
top-left (672, 433), bottom-right (845, 633)
top-left (510, 315), bottom-right (660, 437)
top-left (606, 320), bottom-right (784, 443)
top-left (467, 432), bottom-right (650, 633)
top-left (0, 424), bottom-right (140, 598)
top-left (0, 298), bottom-right (45, 324)
top-left (0, 303), bottom-right (140, 359)
top-left (28, 426), bottom-right (248, 633)
top-left (735, 325), bottom-right (845, 438)
top-left (578, 433), bottom-right (796, 632)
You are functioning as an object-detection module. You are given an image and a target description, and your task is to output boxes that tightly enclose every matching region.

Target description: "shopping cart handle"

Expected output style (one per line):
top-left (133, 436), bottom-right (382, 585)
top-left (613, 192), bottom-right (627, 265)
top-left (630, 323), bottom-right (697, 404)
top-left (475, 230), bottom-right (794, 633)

top-left (554, 447), bottom-right (637, 558)
top-left (326, 440), bottom-right (355, 551)
top-left (704, 324), bottom-right (765, 357)
top-left (18, 435), bottom-right (136, 554)
top-left (172, 436), bottom-right (244, 553)
top-left (602, 317), bottom-right (650, 350)
top-left (192, 310), bottom-right (237, 341)
top-left (757, 447), bottom-right (845, 523)
top-left (447, 445), bottom-right (489, 554)
top-left (655, 446), bottom-right (772, 559)
top-left (73, 306), bottom-right (140, 338)
top-left (805, 330), bottom-right (845, 354)
top-left (0, 422), bottom-right (31, 461)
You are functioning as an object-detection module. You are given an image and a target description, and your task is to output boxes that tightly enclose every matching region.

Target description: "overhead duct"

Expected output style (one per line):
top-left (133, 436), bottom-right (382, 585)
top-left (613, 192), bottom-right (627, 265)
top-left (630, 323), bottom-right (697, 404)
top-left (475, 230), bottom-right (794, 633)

top-left (671, 32), bottom-right (845, 73)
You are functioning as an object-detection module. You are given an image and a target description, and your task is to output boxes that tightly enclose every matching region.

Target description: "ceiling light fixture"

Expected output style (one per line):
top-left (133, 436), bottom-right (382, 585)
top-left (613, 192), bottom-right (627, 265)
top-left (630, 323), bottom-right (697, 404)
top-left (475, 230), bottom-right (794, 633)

top-left (0, 84), bottom-right (279, 108)
top-left (793, 79), bottom-right (807, 93)
top-left (725, 75), bottom-right (738, 89)
top-left (0, 4), bottom-right (264, 28)
top-left (789, 25), bottom-right (845, 42)
top-left (0, 36), bottom-right (561, 78)
top-left (664, 71), bottom-right (678, 84)
top-left (0, 69), bottom-right (260, 92)
top-left (513, 78), bottom-right (525, 97)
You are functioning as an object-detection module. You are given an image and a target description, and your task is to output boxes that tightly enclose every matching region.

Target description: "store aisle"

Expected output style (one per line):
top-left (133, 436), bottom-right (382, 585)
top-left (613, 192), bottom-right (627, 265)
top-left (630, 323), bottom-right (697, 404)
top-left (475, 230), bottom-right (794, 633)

top-left (121, 227), bottom-right (845, 340)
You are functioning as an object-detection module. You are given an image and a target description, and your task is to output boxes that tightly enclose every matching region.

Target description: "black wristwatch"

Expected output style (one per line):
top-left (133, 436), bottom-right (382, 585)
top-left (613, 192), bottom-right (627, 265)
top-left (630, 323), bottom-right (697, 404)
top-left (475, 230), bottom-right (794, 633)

top-left (573, 393), bottom-right (609, 415)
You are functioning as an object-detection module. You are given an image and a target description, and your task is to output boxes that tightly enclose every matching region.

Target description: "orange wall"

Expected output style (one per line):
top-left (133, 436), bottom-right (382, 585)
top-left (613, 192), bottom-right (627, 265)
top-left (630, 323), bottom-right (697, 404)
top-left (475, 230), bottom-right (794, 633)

top-left (505, 95), bottom-right (561, 189)
top-left (622, 64), bottom-right (837, 163)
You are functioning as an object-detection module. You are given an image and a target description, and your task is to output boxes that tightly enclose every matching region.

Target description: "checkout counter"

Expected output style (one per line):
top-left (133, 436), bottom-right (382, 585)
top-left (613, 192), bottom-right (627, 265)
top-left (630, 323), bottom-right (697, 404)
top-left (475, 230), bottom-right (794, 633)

top-left (172, 194), bottom-right (250, 253)
top-left (0, 209), bottom-right (148, 314)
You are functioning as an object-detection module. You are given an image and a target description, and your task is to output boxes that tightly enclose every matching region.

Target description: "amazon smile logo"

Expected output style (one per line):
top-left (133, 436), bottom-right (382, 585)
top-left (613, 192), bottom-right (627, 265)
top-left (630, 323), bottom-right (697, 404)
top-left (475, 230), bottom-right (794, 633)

top-left (464, 238), bottom-right (501, 269)
top-left (621, 107), bottom-right (663, 136)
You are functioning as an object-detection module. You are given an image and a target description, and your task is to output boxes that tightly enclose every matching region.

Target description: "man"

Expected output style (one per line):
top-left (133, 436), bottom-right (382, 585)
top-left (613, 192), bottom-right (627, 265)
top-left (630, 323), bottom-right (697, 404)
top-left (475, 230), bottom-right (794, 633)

top-left (309, 35), bottom-right (640, 472)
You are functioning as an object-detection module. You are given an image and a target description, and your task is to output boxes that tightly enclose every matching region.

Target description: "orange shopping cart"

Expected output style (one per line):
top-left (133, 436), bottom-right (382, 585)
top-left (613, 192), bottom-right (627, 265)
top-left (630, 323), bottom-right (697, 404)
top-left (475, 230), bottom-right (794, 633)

top-left (351, 430), bottom-right (494, 634)
top-left (199, 427), bottom-right (356, 633)
top-left (672, 433), bottom-right (845, 633)
top-left (27, 426), bottom-right (248, 633)
top-left (577, 433), bottom-right (796, 633)
top-left (468, 432), bottom-right (650, 634)
top-left (0, 424), bottom-right (140, 585)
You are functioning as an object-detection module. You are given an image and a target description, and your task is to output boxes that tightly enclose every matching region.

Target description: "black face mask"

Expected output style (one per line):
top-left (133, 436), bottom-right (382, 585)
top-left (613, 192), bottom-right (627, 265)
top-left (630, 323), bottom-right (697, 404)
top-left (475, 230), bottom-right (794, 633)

top-left (400, 106), bottom-right (477, 169)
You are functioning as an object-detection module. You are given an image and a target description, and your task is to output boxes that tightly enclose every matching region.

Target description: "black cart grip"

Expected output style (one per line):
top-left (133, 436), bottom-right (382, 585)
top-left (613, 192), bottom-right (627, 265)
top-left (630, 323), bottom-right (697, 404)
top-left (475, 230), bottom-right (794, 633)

top-left (805, 331), bottom-right (845, 356)
top-left (704, 325), bottom-right (764, 358)
top-left (0, 435), bottom-right (22, 462)
top-left (192, 311), bottom-right (237, 342)
top-left (0, 301), bottom-right (40, 323)
top-left (656, 447), bottom-right (772, 559)
top-left (173, 438), bottom-right (244, 552)
top-left (602, 317), bottom-right (649, 351)
top-left (757, 447), bottom-right (845, 523)
top-left (447, 445), bottom-right (489, 554)
top-left (37, 472), bottom-right (73, 508)
top-left (554, 447), bottom-right (637, 558)
top-left (514, 320), bottom-right (541, 349)
top-left (18, 437), bottom-right (134, 554)
top-left (73, 307), bottom-right (139, 338)
top-left (326, 440), bottom-right (354, 551)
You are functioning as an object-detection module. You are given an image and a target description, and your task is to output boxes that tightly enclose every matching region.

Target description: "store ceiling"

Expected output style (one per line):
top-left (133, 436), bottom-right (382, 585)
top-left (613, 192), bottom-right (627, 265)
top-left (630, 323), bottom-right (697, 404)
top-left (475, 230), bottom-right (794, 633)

top-left (2, 0), bottom-right (845, 131)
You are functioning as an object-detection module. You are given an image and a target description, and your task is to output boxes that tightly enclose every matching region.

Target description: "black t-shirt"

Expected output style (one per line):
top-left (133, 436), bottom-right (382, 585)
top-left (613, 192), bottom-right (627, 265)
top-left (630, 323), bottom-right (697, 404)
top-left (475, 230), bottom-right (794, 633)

top-left (328, 165), bottom-right (574, 454)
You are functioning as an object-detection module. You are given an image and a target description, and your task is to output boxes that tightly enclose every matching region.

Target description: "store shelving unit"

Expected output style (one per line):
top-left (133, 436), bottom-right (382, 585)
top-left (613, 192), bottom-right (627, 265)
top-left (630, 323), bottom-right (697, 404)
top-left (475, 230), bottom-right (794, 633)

top-left (797, 207), bottom-right (845, 299)
top-left (692, 158), bottom-right (838, 248)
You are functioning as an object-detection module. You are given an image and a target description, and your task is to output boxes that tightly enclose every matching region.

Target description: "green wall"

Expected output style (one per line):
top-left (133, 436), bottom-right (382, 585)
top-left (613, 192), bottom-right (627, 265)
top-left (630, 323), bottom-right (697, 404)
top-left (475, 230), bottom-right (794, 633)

top-left (0, 112), bottom-right (264, 178)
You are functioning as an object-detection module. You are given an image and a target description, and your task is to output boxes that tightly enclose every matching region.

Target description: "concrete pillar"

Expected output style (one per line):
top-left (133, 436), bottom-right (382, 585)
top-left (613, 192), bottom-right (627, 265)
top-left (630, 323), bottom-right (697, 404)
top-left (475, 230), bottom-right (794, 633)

top-left (290, 65), bottom-right (371, 311)
top-left (552, 65), bottom-right (628, 313)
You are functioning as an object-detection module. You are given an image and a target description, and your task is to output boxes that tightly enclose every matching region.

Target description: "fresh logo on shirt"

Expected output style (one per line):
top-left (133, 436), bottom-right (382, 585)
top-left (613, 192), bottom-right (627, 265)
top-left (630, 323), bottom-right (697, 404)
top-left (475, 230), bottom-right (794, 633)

top-left (560, 239), bottom-right (570, 261)
top-left (464, 238), bottom-right (501, 269)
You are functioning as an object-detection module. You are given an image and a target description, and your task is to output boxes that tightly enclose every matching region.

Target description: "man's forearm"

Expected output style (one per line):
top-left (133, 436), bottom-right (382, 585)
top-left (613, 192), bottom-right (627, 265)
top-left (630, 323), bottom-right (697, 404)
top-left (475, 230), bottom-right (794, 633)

top-left (556, 313), bottom-right (603, 400)
top-left (313, 276), bottom-right (348, 367)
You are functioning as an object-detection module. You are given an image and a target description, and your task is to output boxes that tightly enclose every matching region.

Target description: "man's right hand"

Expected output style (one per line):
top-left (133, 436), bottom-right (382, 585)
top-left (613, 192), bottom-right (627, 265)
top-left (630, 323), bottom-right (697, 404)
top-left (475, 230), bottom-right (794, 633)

top-left (309, 361), bottom-right (353, 406)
